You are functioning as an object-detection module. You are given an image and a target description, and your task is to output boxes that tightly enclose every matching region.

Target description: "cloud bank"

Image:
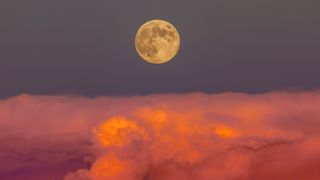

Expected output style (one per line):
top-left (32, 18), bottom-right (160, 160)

top-left (0, 92), bottom-right (320, 180)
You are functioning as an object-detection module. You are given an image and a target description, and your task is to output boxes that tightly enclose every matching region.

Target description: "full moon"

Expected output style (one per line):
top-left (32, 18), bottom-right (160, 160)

top-left (135, 19), bottom-right (180, 64)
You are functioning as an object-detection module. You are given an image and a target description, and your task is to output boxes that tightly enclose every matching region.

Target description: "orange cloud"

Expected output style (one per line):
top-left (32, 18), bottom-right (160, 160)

top-left (93, 116), bottom-right (148, 148)
top-left (214, 126), bottom-right (238, 138)
top-left (0, 92), bottom-right (320, 179)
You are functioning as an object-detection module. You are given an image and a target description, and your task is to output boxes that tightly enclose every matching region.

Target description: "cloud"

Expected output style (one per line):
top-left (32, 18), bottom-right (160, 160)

top-left (0, 92), bottom-right (320, 179)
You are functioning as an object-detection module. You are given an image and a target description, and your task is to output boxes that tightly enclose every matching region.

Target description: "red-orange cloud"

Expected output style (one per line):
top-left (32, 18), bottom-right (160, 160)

top-left (0, 92), bottom-right (320, 179)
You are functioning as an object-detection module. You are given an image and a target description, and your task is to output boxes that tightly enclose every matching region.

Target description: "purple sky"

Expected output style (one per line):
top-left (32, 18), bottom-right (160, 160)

top-left (0, 0), bottom-right (319, 98)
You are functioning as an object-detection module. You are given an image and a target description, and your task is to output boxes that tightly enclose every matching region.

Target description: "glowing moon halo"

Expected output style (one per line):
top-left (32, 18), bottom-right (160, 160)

top-left (135, 19), bottom-right (180, 64)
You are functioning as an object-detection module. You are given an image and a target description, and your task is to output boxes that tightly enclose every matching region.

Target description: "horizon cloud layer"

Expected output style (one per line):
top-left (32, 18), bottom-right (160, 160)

top-left (0, 91), bottom-right (320, 179)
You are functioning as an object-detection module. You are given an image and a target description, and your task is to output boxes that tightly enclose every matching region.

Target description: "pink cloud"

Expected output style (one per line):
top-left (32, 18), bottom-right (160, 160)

top-left (0, 92), bottom-right (320, 179)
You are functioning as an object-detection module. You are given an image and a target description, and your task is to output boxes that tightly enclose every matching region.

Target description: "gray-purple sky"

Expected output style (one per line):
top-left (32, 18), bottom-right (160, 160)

top-left (0, 0), bottom-right (319, 98)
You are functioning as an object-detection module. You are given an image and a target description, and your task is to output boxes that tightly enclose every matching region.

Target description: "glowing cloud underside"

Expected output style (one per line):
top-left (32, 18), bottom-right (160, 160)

top-left (0, 92), bottom-right (320, 180)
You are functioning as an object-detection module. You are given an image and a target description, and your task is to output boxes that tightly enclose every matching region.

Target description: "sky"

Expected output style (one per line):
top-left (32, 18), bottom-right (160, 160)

top-left (1, 0), bottom-right (319, 98)
top-left (1, 0), bottom-right (320, 180)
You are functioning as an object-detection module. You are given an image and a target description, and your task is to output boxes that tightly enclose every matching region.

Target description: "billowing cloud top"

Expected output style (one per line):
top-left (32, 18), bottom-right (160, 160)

top-left (0, 92), bottom-right (320, 180)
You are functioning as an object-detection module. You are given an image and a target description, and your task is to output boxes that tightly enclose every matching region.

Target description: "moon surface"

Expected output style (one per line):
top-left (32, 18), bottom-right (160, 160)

top-left (135, 19), bottom-right (180, 64)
